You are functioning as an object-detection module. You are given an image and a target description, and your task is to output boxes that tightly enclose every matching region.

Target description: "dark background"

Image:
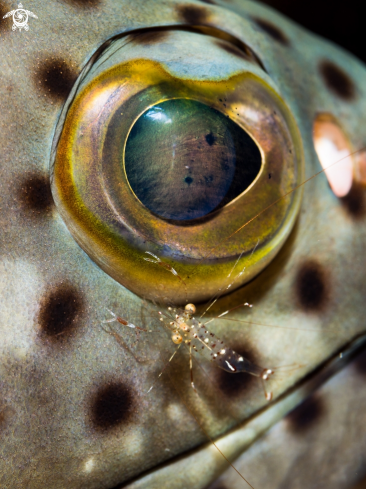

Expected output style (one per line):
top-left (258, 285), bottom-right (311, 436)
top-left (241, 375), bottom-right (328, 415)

top-left (260, 0), bottom-right (365, 64)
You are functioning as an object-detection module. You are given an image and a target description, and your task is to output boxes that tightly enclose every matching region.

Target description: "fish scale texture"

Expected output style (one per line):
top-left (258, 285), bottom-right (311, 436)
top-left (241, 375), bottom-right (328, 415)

top-left (0, 1), bottom-right (365, 488)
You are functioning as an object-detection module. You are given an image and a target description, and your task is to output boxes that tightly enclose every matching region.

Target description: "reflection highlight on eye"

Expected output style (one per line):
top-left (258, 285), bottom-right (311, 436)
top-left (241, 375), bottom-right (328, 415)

top-left (145, 107), bottom-right (172, 123)
top-left (51, 29), bottom-right (304, 304)
top-left (125, 99), bottom-right (262, 221)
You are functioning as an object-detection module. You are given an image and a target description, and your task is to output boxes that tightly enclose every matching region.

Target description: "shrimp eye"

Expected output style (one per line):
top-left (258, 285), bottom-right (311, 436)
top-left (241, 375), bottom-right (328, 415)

top-left (184, 304), bottom-right (196, 316)
top-left (172, 334), bottom-right (183, 345)
top-left (51, 29), bottom-right (304, 304)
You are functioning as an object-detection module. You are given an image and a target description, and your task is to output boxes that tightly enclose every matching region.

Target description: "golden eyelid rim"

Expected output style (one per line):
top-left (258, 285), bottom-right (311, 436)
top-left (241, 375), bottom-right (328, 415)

top-left (52, 34), bottom-right (304, 304)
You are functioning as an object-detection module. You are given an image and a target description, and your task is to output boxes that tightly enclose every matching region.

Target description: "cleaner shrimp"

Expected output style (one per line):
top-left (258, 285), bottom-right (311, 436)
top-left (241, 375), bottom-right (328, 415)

top-left (100, 137), bottom-right (366, 489)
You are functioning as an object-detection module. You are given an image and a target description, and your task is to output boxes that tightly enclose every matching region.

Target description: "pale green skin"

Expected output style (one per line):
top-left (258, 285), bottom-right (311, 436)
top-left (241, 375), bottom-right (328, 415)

top-left (0, 1), bottom-right (365, 488)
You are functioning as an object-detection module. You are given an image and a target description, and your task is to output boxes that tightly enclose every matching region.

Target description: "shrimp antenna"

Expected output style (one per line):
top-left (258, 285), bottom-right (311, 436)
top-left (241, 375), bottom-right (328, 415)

top-left (144, 251), bottom-right (188, 303)
top-left (200, 239), bottom-right (259, 320)
top-left (206, 146), bottom-right (366, 259)
top-left (167, 368), bottom-right (256, 489)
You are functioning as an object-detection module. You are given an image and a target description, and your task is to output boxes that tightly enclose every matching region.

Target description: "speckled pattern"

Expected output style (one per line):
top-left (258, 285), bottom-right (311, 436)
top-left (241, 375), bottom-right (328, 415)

top-left (0, 1), bottom-right (365, 488)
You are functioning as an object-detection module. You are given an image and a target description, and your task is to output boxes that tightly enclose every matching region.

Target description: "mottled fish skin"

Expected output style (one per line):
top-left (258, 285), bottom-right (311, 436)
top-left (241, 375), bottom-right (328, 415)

top-left (208, 347), bottom-right (366, 489)
top-left (0, 1), bottom-right (365, 489)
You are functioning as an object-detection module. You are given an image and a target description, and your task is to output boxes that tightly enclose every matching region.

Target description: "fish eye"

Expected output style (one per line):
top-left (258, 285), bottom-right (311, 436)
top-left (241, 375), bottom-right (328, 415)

top-left (51, 28), bottom-right (304, 304)
top-left (125, 98), bottom-right (262, 221)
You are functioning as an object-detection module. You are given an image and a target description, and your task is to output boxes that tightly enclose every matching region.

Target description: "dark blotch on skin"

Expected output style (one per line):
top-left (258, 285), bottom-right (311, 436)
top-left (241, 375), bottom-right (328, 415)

top-left (130, 30), bottom-right (169, 45)
top-left (253, 18), bottom-right (289, 45)
top-left (215, 40), bottom-right (249, 60)
top-left (39, 284), bottom-right (83, 341)
top-left (177, 4), bottom-right (210, 24)
top-left (37, 58), bottom-right (77, 100)
top-left (0, 3), bottom-right (9, 32)
top-left (216, 347), bottom-right (258, 398)
top-left (198, 0), bottom-right (216, 4)
top-left (0, 404), bottom-right (10, 431)
top-left (340, 182), bottom-right (365, 217)
top-left (295, 261), bottom-right (328, 311)
top-left (90, 382), bottom-right (134, 431)
top-left (18, 174), bottom-right (53, 214)
top-left (319, 60), bottom-right (356, 100)
top-left (287, 395), bottom-right (325, 433)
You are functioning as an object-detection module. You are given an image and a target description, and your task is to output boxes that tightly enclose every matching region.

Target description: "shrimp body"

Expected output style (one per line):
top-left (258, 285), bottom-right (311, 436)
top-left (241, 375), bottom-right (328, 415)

top-left (166, 304), bottom-right (273, 380)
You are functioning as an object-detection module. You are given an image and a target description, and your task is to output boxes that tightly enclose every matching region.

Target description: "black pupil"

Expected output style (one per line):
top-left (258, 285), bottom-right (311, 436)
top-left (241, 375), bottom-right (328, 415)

top-left (125, 99), bottom-right (261, 221)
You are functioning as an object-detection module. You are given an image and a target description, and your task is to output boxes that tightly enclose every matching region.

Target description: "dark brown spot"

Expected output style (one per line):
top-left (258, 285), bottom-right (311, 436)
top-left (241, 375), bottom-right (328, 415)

top-left (0, 3), bottom-right (9, 32)
top-left (130, 30), bottom-right (169, 45)
top-left (90, 382), bottom-right (134, 431)
top-left (38, 284), bottom-right (83, 342)
top-left (253, 18), bottom-right (289, 45)
top-left (295, 261), bottom-right (329, 311)
top-left (0, 401), bottom-right (16, 434)
top-left (18, 174), bottom-right (53, 215)
top-left (287, 394), bottom-right (325, 433)
top-left (198, 0), bottom-right (216, 4)
top-left (319, 60), bottom-right (356, 101)
top-left (177, 4), bottom-right (210, 25)
top-left (0, 404), bottom-right (9, 430)
top-left (36, 58), bottom-right (77, 100)
top-left (340, 182), bottom-right (365, 217)
top-left (215, 39), bottom-right (250, 60)
top-left (216, 347), bottom-right (258, 398)
top-left (62, 0), bottom-right (100, 6)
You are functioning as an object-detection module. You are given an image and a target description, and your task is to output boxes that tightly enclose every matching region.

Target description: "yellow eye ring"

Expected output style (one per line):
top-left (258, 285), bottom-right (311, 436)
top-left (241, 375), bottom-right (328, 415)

top-left (51, 30), bottom-right (304, 304)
